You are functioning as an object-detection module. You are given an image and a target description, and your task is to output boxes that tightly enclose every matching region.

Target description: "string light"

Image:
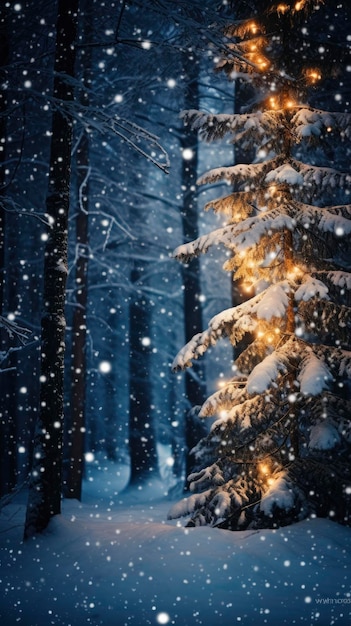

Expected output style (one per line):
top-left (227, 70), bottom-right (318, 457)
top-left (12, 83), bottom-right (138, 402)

top-left (243, 282), bottom-right (253, 293)
top-left (276, 3), bottom-right (290, 15)
top-left (257, 56), bottom-right (269, 70)
top-left (287, 265), bottom-right (303, 281)
top-left (259, 462), bottom-right (270, 475)
top-left (255, 325), bottom-right (281, 345)
top-left (267, 327), bottom-right (281, 343)
top-left (269, 96), bottom-right (279, 109)
top-left (258, 461), bottom-right (275, 485)
top-left (305, 68), bottom-right (322, 84)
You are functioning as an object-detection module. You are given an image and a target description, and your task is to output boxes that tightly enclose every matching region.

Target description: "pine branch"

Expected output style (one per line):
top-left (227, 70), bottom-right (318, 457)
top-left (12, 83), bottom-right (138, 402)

top-left (180, 108), bottom-right (284, 147)
top-left (297, 298), bottom-right (351, 346)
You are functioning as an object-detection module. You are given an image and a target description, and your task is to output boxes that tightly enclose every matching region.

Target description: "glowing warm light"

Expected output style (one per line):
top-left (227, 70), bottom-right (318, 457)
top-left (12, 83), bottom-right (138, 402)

top-left (259, 462), bottom-right (270, 475)
top-left (269, 96), bottom-right (278, 109)
top-left (287, 265), bottom-right (303, 281)
top-left (306, 69), bottom-right (322, 84)
top-left (249, 22), bottom-right (258, 34)
top-left (256, 324), bottom-right (281, 345)
top-left (258, 461), bottom-right (275, 484)
top-left (257, 57), bottom-right (268, 70)
top-left (243, 282), bottom-right (253, 293)
top-left (264, 327), bottom-right (281, 344)
top-left (295, 1), bottom-right (304, 10)
top-left (285, 99), bottom-right (295, 109)
top-left (277, 3), bottom-right (289, 13)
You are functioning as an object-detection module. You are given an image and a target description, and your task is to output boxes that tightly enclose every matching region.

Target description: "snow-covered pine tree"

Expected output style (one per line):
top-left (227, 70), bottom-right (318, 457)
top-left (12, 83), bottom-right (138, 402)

top-left (168, 1), bottom-right (351, 529)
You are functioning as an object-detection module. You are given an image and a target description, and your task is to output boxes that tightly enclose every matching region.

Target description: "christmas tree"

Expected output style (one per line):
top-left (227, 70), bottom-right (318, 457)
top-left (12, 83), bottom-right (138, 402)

top-left (169, 1), bottom-right (351, 529)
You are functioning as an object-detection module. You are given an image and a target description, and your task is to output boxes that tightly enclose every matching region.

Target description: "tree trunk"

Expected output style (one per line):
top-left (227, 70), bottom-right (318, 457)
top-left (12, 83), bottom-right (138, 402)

top-left (64, 1), bottom-right (92, 501)
top-left (65, 131), bottom-right (89, 500)
top-left (24, 0), bottom-right (79, 539)
top-left (0, 4), bottom-right (15, 497)
top-left (0, 5), bottom-right (8, 314)
top-left (180, 57), bottom-right (206, 482)
top-left (128, 263), bottom-right (159, 485)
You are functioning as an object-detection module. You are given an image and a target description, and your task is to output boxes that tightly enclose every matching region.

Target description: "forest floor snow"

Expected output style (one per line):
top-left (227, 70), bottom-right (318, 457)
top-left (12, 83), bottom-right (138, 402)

top-left (1, 457), bottom-right (351, 626)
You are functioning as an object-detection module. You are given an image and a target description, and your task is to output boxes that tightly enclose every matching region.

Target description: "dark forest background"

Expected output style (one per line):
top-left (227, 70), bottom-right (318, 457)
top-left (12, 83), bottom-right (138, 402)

top-left (1, 0), bottom-right (350, 513)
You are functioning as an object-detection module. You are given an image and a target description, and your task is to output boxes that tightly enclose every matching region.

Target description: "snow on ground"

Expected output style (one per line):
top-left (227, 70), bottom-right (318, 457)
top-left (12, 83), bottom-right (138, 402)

top-left (1, 457), bottom-right (351, 626)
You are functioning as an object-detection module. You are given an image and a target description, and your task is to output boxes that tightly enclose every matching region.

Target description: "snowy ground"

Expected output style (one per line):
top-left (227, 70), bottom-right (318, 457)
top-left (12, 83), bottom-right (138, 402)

top-left (1, 457), bottom-right (351, 626)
